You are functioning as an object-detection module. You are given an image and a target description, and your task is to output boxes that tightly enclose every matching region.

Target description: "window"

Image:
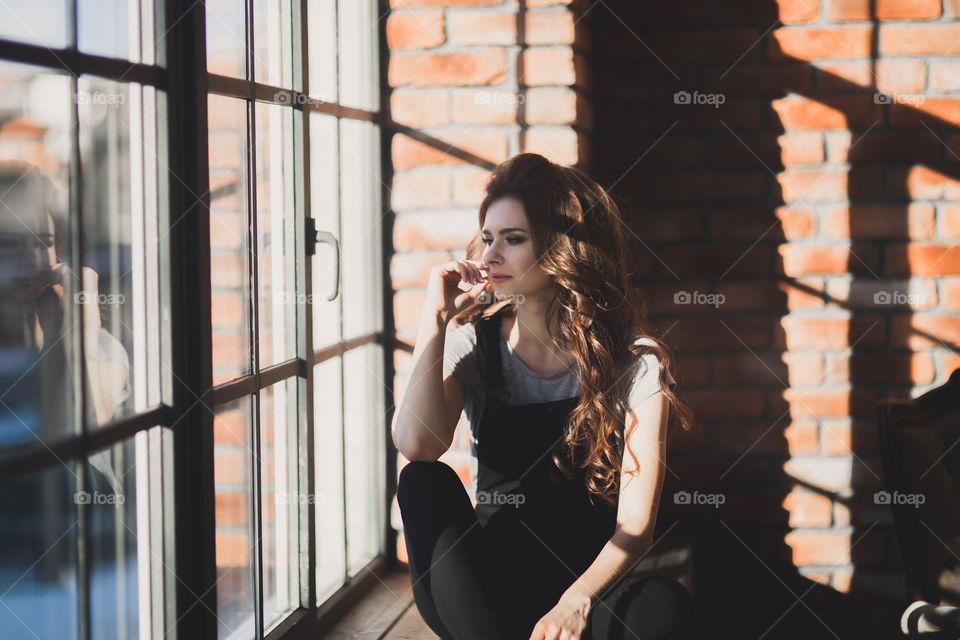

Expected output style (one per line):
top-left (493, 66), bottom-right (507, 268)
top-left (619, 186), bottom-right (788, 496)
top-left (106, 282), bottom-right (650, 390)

top-left (0, 0), bottom-right (389, 637)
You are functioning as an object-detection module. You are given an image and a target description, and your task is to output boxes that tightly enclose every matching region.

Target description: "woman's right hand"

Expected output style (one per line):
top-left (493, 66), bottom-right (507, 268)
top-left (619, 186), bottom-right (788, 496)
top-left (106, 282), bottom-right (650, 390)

top-left (425, 259), bottom-right (489, 324)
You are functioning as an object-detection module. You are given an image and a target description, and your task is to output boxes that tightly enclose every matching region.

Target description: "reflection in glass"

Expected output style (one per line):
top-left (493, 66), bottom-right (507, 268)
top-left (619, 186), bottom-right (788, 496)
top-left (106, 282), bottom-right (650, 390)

top-left (343, 342), bottom-right (385, 574)
top-left (255, 103), bottom-right (296, 367)
top-left (260, 378), bottom-right (298, 630)
top-left (310, 112), bottom-right (341, 348)
top-left (307, 0), bottom-right (337, 102)
top-left (209, 95), bottom-right (253, 386)
top-left (253, 0), bottom-right (293, 89)
top-left (214, 397), bottom-right (255, 640)
top-left (0, 464), bottom-right (78, 638)
top-left (339, 119), bottom-right (383, 340)
top-left (78, 0), bottom-right (154, 63)
top-left (314, 356), bottom-right (345, 602)
top-left (79, 77), bottom-right (165, 426)
top-left (206, 0), bottom-right (247, 79)
top-left (338, 0), bottom-right (379, 111)
top-left (0, 0), bottom-right (69, 49)
top-left (0, 62), bottom-right (75, 451)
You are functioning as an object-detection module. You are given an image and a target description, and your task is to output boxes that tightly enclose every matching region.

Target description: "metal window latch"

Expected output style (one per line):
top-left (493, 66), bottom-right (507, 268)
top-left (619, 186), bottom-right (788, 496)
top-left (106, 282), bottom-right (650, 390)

top-left (306, 217), bottom-right (339, 301)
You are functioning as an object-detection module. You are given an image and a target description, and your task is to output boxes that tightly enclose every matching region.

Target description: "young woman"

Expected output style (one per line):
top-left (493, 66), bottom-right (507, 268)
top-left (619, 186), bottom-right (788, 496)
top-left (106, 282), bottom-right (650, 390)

top-left (392, 153), bottom-right (695, 640)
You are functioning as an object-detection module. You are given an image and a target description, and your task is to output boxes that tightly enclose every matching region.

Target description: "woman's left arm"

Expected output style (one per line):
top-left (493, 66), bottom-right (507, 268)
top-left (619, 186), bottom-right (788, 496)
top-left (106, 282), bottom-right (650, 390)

top-left (529, 390), bottom-right (670, 640)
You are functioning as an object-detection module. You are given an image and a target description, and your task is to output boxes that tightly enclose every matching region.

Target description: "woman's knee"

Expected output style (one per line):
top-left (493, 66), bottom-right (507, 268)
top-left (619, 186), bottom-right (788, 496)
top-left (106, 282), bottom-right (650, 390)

top-left (397, 460), bottom-right (463, 504)
top-left (597, 576), bottom-right (693, 639)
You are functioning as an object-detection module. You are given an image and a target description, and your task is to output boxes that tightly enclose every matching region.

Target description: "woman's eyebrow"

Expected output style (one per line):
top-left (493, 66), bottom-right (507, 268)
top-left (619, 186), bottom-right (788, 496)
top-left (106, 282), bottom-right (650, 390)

top-left (481, 227), bottom-right (528, 235)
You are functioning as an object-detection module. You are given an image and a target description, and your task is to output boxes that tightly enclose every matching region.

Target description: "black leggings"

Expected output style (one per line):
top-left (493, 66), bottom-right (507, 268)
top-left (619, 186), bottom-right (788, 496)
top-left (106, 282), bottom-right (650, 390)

top-left (396, 460), bottom-right (694, 640)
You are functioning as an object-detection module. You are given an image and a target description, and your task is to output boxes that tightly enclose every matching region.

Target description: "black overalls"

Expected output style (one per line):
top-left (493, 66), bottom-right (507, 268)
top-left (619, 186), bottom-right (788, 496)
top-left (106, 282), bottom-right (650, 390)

top-left (396, 312), bottom-right (693, 639)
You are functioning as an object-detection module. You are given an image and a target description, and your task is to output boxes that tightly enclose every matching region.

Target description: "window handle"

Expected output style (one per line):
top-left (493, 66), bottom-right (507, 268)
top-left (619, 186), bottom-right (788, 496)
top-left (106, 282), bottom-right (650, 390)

top-left (306, 218), bottom-right (339, 301)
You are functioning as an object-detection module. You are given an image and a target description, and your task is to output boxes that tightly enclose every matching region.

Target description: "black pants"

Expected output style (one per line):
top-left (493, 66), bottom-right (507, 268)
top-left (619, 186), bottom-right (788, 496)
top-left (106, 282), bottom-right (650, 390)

top-left (397, 460), bottom-right (694, 640)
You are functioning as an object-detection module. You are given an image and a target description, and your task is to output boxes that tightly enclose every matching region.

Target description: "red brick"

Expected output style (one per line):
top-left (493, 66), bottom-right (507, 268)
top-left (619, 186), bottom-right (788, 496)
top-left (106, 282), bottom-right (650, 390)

top-left (886, 244), bottom-right (960, 276)
top-left (386, 11), bottom-right (444, 49)
top-left (779, 315), bottom-right (886, 350)
top-left (392, 0), bottom-right (500, 6)
top-left (771, 96), bottom-right (881, 129)
top-left (828, 352), bottom-right (935, 385)
top-left (827, 0), bottom-right (940, 20)
top-left (712, 352), bottom-right (791, 386)
top-left (877, 59), bottom-right (927, 94)
top-left (389, 50), bottom-right (507, 86)
top-left (390, 251), bottom-right (450, 288)
top-left (946, 204), bottom-right (960, 238)
top-left (779, 131), bottom-right (823, 165)
top-left (771, 26), bottom-right (873, 60)
top-left (780, 387), bottom-right (879, 418)
top-left (685, 389), bottom-right (766, 419)
top-left (879, 24), bottom-right (960, 55)
top-left (391, 172), bottom-right (451, 209)
top-left (893, 166), bottom-right (960, 200)
top-left (891, 98), bottom-right (960, 128)
top-left (214, 409), bottom-right (247, 445)
top-left (778, 0), bottom-right (820, 23)
top-left (785, 420), bottom-right (819, 454)
top-left (451, 88), bottom-right (519, 123)
top-left (942, 277), bottom-right (960, 311)
top-left (526, 10), bottom-right (575, 45)
top-left (520, 47), bottom-right (576, 85)
top-left (706, 207), bottom-right (815, 240)
top-left (522, 126), bottom-right (578, 165)
top-left (394, 288), bottom-right (427, 332)
top-left (777, 171), bottom-right (850, 203)
top-left (216, 491), bottom-right (247, 526)
top-left (391, 89), bottom-right (450, 127)
top-left (891, 313), bottom-right (960, 348)
top-left (525, 87), bottom-right (577, 124)
top-left (211, 293), bottom-right (242, 329)
top-left (452, 167), bottom-right (492, 206)
top-left (393, 128), bottom-right (508, 169)
top-left (822, 203), bottom-right (935, 240)
top-left (447, 11), bottom-right (515, 45)
top-left (783, 489), bottom-right (833, 527)
top-left (785, 530), bottom-right (884, 566)
top-left (216, 531), bottom-right (250, 567)
top-left (393, 210), bottom-right (477, 250)
top-left (931, 61), bottom-right (960, 92)
top-left (780, 277), bottom-right (828, 308)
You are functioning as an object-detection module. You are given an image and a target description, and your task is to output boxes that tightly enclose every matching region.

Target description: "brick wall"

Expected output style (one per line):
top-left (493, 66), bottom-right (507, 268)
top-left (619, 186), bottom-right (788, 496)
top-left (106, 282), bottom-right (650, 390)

top-left (387, 0), bottom-right (959, 635)
top-left (588, 0), bottom-right (960, 635)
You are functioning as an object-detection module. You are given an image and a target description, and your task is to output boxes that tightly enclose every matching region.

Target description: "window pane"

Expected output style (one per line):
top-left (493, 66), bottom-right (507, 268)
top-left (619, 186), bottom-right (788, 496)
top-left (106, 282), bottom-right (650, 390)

top-left (314, 356), bottom-right (344, 602)
top-left (339, 119), bottom-right (383, 340)
top-left (209, 95), bottom-right (252, 386)
top-left (86, 430), bottom-right (165, 639)
top-left (338, 0), bottom-right (379, 111)
top-left (207, 0), bottom-right (247, 78)
top-left (79, 78), bottom-right (166, 426)
top-left (307, 0), bottom-right (337, 102)
top-left (0, 0), bottom-right (69, 49)
top-left (214, 398), bottom-right (255, 640)
top-left (253, 0), bottom-right (293, 89)
top-left (310, 112), bottom-right (341, 348)
top-left (78, 0), bottom-right (154, 63)
top-left (0, 62), bottom-right (76, 451)
top-left (260, 377), bottom-right (298, 630)
top-left (0, 464), bottom-right (78, 638)
top-left (343, 342), bottom-right (385, 574)
top-left (255, 102), bottom-right (296, 367)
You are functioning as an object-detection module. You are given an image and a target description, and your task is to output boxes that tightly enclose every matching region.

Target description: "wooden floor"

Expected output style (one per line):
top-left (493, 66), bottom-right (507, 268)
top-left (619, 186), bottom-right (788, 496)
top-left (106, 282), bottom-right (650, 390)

top-left (321, 568), bottom-right (437, 639)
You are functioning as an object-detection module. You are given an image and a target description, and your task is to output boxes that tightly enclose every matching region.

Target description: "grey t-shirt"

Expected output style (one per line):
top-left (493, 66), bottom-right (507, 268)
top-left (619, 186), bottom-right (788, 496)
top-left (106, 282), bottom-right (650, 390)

top-left (443, 318), bottom-right (677, 486)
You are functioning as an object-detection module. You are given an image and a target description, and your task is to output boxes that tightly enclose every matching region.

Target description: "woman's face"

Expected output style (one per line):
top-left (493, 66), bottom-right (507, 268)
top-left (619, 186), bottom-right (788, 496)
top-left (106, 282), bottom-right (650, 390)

top-left (480, 196), bottom-right (555, 303)
top-left (0, 207), bottom-right (58, 301)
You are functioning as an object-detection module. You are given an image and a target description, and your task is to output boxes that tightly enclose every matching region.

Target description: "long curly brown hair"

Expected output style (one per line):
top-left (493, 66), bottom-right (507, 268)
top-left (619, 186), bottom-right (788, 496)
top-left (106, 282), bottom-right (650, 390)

top-left (450, 153), bottom-right (695, 509)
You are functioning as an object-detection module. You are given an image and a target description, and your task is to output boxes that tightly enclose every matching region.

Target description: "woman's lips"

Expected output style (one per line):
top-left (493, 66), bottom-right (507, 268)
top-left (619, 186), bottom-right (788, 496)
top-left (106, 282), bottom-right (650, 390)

top-left (491, 275), bottom-right (511, 282)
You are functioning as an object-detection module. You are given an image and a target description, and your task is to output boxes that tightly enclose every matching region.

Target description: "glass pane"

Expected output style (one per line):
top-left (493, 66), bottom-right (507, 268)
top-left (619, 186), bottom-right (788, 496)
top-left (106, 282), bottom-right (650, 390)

top-left (253, 0), bottom-right (293, 88)
top-left (309, 112), bottom-right (341, 348)
top-left (0, 0), bottom-right (69, 49)
top-left (339, 119), bottom-right (382, 340)
top-left (255, 102), bottom-right (296, 367)
top-left (314, 356), bottom-right (344, 602)
top-left (307, 0), bottom-right (337, 102)
top-left (343, 342), bottom-right (385, 574)
top-left (79, 78), bottom-right (165, 426)
top-left (78, 0), bottom-right (153, 63)
top-left (86, 431), bottom-right (162, 639)
top-left (338, 0), bottom-right (379, 111)
top-left (207, 0), bottom-right (247, 78)
top-left (214, 397), bottom-right (255, 640)
top-left (209, 95), bottom-right (252, 386)
top-left (0, 62), bottom-right (76, 451)
top-left (0, 464), bottom-right (78, 638)
top-left (260, 378), bottom-right (298, 630)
